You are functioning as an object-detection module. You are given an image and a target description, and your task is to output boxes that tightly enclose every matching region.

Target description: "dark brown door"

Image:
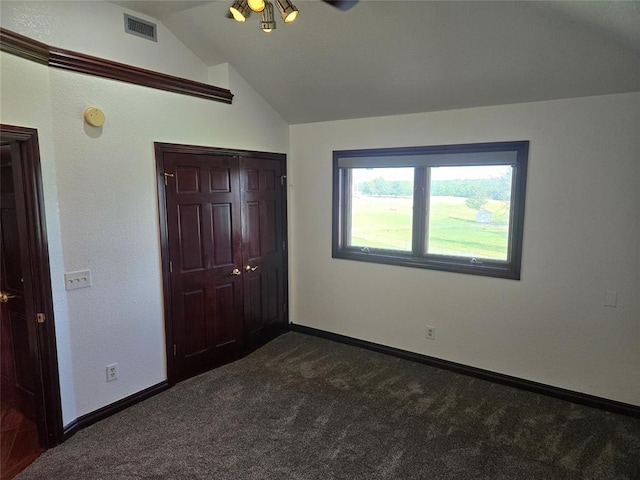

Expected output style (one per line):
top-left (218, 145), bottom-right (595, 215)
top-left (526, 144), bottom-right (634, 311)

top-left (157, 144), bottom-right (287, 384)
top-left (0, 125), bottom-right (62, 453)
top-left (240, 157), bottom-right (286, 350)
top-left (163, 153), bottom-right (245, 382)
top-left (1, 143), bottom-right (45, 477)
top-left (1, 144), bottom-right (38, 418)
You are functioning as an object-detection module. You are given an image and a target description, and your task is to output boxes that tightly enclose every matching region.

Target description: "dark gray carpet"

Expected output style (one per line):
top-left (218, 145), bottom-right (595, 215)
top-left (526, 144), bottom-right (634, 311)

top-left (17, 332), bottom-right (640, 479)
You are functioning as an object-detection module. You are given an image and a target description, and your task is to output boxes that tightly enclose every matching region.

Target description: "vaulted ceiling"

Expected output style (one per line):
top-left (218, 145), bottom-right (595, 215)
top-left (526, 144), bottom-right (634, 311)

top-left (115, 1), bottom-right (640, 124)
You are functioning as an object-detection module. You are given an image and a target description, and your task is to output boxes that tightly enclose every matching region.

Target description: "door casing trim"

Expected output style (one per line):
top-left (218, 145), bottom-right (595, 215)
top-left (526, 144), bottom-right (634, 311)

top-left (0, 124), bottom-right (63, 446)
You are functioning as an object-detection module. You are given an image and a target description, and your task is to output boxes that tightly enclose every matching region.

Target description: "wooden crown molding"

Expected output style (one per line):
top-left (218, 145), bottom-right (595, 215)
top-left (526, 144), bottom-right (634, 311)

top-left (0, 27), bottom-right (233, 104)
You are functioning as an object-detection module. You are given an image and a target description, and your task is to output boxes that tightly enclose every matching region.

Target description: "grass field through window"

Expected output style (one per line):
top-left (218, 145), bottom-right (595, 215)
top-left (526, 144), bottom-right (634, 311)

top-left (350, 195), bottom-right (510, 260)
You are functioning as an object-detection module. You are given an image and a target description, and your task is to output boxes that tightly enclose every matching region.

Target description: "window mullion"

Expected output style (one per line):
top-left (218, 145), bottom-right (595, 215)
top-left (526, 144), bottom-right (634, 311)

top-left (412, 167), bottom-right (427, 256)
top-left (343, 168), bottom-right (352, 248)
top-left (423, 167), bottom-right (430, 257)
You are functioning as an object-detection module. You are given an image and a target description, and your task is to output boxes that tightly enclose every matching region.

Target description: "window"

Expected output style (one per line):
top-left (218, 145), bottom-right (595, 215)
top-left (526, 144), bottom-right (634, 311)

top-left (332, 141), bottom-right (529, 279)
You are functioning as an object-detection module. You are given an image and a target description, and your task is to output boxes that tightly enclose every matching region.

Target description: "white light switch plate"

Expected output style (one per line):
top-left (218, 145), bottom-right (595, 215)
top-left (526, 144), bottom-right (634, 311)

top-left (64, 270), bottom-right (92, 291)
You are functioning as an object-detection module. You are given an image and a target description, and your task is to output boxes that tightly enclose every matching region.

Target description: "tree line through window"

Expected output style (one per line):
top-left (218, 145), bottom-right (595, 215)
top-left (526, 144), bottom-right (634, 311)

top-left (332, 141), bottom-right (529, 279)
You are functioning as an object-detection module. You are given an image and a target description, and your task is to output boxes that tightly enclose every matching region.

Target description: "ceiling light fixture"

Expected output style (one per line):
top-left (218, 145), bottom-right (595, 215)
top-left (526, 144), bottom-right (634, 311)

top-left (229, 0), bottom-right (251, 22)
top-left (261, 2), bottom-right (277, 33)
top-left (276, 0), bottom-right (299, 23)
top-left (230, 0), bottom-right (298, 32)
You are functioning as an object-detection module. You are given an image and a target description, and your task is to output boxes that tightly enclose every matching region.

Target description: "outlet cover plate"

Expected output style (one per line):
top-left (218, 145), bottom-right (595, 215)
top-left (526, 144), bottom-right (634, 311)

top-left (426, 326), bottom-right (436, 340)
top-left (106, 363), bottom-right (118, 382)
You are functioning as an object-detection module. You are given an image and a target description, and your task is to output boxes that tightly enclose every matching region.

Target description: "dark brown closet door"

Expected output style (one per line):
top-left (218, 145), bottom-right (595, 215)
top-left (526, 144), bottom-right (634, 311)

top-left (158, 144), bottom-right (288, 384)
top-left (240, 157), bottom-right (286, 351)
top-left (164, 153), bottom-right (245, 382)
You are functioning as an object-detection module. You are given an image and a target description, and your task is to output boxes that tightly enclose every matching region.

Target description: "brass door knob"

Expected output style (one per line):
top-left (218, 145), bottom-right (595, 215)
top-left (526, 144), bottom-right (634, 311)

top-left (0, 291), bottom-right (18, 304)
top-left (230, 268), bottom-right (242, 276)
top-left (245, 265), bottom-right (258, 272)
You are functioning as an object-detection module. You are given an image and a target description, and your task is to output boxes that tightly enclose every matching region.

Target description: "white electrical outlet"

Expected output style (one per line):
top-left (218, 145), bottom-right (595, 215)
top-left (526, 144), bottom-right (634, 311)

top-left (426, 326), bottom-right (435, 340)
top-left (106, 363), bottom-right (118, 382)
top-left (605, 290), bottom-right (618, 307)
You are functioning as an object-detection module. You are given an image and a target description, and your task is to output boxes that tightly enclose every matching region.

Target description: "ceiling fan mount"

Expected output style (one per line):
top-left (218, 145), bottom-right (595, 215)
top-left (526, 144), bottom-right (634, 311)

top-left (323, 1), bottom-right (358, 12)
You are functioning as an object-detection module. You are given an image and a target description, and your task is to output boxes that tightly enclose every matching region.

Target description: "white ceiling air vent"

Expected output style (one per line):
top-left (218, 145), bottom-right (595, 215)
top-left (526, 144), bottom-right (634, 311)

top-left (124, 13), bottom-right (157, 42)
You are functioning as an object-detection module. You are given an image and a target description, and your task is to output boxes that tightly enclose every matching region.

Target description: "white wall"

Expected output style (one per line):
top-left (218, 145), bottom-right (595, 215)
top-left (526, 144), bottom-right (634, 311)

top-left (2, 1), bottom-right (637, 429)
top-left (0, 53), bottom-right (77, 424)
top-left (289, 93), bottom-right (640, 406)
top-left (1, 2), bottom-right (289, 425)
top-left (1, 1), bottom-right (208, 82)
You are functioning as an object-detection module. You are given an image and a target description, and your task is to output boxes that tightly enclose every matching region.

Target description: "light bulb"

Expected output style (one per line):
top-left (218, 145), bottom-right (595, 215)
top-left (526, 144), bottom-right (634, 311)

top-left (248, 0), bottom-right (266, 12)
top-left (283, 10), bottom-right (298, 23)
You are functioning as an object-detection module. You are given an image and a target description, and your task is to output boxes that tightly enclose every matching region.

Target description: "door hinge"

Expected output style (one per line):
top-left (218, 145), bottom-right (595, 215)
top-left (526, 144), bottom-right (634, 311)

top-left (173, 344), bottom-right (177, 356)
top-left (282, 240), bottom-right (286, 251)
top-left (36, 313), bottom-right (46, 324)
top-left (163, 172), bottom-right (174, 186)
top-left (280, 175), bottom-right (287, 186)
top-left (283, 303), bottom-right (287, 314)
top-left (169, 261), bottom-right (173, 273)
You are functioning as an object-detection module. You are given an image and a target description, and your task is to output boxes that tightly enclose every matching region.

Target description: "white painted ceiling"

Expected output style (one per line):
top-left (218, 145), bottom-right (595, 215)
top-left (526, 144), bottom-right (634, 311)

top-left (115, 1), bottom-right (640, 124)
